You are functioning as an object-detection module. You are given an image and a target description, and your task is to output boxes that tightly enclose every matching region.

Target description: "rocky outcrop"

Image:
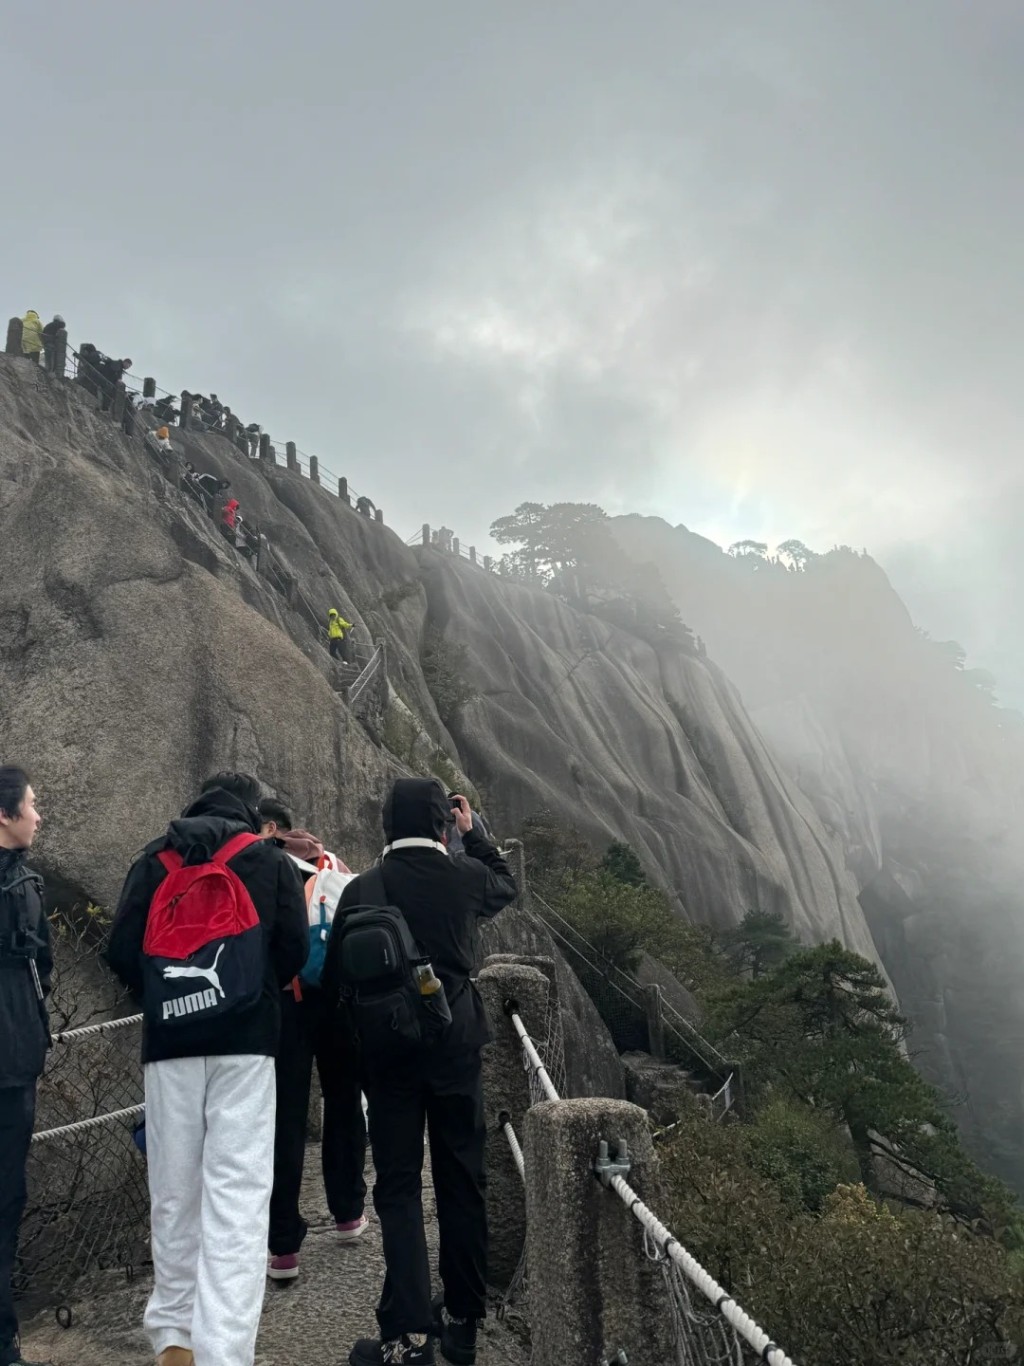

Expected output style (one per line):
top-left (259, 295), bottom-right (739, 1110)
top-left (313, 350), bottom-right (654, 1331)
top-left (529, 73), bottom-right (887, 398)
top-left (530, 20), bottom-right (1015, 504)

top-left (612, 514), bottom-right (1024, 1190)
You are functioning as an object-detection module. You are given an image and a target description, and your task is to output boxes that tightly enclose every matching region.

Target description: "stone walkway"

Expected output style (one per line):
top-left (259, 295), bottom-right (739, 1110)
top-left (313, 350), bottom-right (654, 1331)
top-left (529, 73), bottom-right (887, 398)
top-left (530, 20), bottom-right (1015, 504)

top-left (20, 1149), bottom-right (530, 1366)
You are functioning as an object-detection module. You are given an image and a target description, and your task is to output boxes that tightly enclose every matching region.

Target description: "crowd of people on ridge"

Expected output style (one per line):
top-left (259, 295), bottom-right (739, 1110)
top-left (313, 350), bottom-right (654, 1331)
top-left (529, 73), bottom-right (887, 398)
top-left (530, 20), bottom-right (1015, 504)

top-left (0, 765), bottom-right (513, 1366)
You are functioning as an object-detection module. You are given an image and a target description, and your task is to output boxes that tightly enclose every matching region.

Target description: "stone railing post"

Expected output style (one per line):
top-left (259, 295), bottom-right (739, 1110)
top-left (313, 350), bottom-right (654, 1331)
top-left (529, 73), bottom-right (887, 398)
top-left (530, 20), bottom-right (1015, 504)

top-left (470, 546), bottom-right (477, 565)
top-left (225, 413), bottom-right (239, 442)
top-left (525, 1099), bottom-right (673, 1366)
top-left (111, 381), bottom-right (126, 423)
top-left (374, 508), bottom-right (383, 523)
top-left (644, 983), bottom-right (666, 1061)
top-left (286, 441), bottom-right (298, 471)
top-left (5, 318), bottom-right (22, 355)
top-left (309, 455), bottom-right (320, 484)
top-left (484, 555), bottom-right (493, 572)
top-left (179, 391), bottom-right (193, 429)
top-left (256, 533), bottom-right (270, 576)
top-left (258, 432), bottom-right (271, 462)
top-left (339, 476), bottom-right (350, 504)
top-left (502, 837), bottom-right (530, 913)
top-left (476, 960), bottom-right (551, 1289)
top-left (143, 377), bottom-right (156, 399)
top-left (422, 524), bottom-right (430, 546)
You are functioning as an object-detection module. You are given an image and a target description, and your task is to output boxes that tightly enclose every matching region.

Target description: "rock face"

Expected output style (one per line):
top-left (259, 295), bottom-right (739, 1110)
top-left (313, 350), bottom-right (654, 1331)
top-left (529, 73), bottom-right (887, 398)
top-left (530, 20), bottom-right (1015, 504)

top-left (612, 514), bottom-right (1024, 1190)
top-left (3, 357), bottom-right (986, 1172)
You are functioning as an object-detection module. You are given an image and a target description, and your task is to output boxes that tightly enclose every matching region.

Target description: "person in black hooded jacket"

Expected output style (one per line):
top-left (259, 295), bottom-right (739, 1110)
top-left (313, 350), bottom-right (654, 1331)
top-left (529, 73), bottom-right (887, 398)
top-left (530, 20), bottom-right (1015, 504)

top-left (0, 766), bottom-right (51, 1366)
top-left (322, 778), bottom-right (517, 1366)
top-left (106, 772), bottom-right (307, 1366)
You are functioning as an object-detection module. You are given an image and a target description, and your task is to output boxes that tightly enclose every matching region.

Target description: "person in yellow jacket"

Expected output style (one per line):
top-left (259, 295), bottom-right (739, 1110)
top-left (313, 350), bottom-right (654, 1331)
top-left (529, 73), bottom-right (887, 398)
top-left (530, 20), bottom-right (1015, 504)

top-left (327, 608), bottom-right (353, 662)
top-left (20, 311), bottom-right (43, 363)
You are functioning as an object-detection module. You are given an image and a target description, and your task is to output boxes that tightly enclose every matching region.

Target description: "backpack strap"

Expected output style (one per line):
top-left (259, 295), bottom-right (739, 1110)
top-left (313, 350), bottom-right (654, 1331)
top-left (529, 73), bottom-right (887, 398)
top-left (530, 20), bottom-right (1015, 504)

top-left (157, 849), bottom-right (183, 874)
top-left (212, 831), bottom-right (263, 865)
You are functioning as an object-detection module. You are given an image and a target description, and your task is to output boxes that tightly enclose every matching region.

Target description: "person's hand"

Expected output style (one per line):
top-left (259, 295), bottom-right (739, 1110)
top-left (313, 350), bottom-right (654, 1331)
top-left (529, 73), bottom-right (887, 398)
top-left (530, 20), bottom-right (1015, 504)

top-left (451, 794), bottom-right (473, 835)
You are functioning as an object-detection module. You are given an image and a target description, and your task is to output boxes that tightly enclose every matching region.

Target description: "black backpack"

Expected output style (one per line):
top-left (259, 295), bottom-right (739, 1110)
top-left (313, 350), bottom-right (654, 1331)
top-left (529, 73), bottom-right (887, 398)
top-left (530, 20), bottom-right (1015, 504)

top-left (332, 867), bottom-right (451, 1060)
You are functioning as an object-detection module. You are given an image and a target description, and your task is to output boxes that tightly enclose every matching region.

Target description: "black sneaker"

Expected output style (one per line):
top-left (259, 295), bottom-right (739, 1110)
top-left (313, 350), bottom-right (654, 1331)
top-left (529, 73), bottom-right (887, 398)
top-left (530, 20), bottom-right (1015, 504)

top-left (349, 1334), bottom-right (435, 1365)
top-left (430, 1301), bottom-right (478, 1366)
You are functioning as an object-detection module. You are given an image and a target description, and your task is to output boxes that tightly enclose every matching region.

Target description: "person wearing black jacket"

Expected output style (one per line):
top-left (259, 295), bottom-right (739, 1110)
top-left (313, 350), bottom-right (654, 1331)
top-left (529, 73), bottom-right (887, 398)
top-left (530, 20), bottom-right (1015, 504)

top-left (106, 772), bottom-right (308, 1366)
top-left (322, 778), bottom-right (517, 1366)
top-left (0, 767), bottom-right (51, 1366)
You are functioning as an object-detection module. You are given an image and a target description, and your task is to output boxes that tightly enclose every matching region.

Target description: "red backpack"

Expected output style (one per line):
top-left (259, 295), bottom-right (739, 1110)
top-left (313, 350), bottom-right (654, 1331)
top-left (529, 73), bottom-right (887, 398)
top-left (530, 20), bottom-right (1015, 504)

top-left (141, 831), bottom-right (264, 1028)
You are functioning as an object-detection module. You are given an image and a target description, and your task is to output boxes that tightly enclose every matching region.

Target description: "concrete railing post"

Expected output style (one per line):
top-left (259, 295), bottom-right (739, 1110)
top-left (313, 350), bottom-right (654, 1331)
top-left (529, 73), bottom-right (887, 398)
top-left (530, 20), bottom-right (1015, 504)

top-left (525, 1099), bottom-right (673, 1366)
top-left (143, 377), bottom-right (156, 399)
top-left (286, 441), bottom-right (298, 471)
top-left (644, 983), bottom-right (666, 1061)
top-left (477, 960), bottom-right (551, 1288)
top-left (259, 432), bottom-right (271, 462)
top-left (470, 546), bottom-right (477, 565)
top-left (452, 537), bottom-right (460, 557)
top-left (484, 555), bottom-right (493, 572)
top-left (309, 455), bottom-right (320, 484)
top-left (179, 392), bottom-right (193, 429)
top-left (374, 507), bottom-right (383, 523)
top-left (338, 476), bottom-right (350, 504)
top-left (111, 381), bottom-right (126, 423)
top-left (422, 523), bottom-right (430, 546)
top-left (5, 318), bottom-right (22, 355)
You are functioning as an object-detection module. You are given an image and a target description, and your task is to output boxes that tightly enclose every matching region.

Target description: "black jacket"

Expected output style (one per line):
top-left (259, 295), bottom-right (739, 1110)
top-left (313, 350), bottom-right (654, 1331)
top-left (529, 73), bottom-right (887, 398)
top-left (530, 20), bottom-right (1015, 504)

top-left (322, 780), bottom-right (517, 1054)
top-left (0, 848), bottom-right (52, 1088)
top-left (106, 789), bottom-right (308, 1064)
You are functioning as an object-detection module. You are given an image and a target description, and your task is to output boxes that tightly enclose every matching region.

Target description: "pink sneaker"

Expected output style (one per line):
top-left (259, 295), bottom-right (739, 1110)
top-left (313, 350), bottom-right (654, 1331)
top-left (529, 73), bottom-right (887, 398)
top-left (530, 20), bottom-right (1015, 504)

top-left (336, 1214), bottom-right (369, 1242)
top-left (268, 1252), bottom-right (299, 1281)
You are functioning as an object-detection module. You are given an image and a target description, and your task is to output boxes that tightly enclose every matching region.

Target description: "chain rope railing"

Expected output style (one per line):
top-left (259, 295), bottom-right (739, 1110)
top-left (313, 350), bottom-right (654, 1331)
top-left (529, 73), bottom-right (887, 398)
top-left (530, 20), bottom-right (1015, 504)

top-left (20, 909), bottom-right (149, 1323)
top-left (507, 1005), bottom-right (795, 1366)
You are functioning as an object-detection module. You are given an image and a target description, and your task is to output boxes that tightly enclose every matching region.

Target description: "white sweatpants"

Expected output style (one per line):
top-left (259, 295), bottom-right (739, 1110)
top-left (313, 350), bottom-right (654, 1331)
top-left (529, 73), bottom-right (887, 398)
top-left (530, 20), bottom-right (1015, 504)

top-left (143, 1054), bottom-right (276, 1366)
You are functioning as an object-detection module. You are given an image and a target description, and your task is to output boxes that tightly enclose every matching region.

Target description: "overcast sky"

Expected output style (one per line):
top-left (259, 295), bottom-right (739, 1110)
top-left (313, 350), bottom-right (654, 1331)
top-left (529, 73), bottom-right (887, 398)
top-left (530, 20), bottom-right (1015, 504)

top-left (4, 1), bottom-right (1021, 702)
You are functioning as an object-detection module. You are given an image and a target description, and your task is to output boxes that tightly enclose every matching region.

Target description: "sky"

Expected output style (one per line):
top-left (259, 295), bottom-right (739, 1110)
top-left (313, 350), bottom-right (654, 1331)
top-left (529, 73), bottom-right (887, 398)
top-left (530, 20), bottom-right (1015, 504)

top-left (4, 1), bottom-right (1022, 702)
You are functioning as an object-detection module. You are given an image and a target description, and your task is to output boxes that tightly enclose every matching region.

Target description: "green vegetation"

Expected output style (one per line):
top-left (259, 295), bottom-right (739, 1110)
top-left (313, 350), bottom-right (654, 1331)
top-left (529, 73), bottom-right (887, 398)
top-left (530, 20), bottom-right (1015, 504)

top-left (419, 625), bottom-right (480, 725)
top-left (489, 501), bottom-right (694, 647)
top-left (519, 809), bottom-right (1024, 1355)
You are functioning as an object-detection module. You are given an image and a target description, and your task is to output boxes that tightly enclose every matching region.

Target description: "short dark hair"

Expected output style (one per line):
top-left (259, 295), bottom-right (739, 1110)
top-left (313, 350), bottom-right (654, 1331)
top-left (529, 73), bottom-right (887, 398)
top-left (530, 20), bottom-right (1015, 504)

top-left (0, 766), bottom-right (30, 820)
top-left (258, 797), bottom-right (292, 831)
top-left (200, 771), bottom-right (262, 809)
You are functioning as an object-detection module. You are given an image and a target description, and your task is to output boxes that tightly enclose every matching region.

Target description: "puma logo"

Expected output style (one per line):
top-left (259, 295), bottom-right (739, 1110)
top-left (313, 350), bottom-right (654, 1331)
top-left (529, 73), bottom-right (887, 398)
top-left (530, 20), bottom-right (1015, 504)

top-left (162, 943), bottom-right (225, 1000)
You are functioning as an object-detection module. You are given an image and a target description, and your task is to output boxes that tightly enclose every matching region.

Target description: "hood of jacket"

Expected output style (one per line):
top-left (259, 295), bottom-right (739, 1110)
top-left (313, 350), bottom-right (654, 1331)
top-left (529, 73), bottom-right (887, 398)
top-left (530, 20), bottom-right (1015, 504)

top-left (164, 788), bottom-right (260, 865)
top-left (383, 778), bottom-right (450, 843)
top-left (23, 311), bottom-right (40, 323)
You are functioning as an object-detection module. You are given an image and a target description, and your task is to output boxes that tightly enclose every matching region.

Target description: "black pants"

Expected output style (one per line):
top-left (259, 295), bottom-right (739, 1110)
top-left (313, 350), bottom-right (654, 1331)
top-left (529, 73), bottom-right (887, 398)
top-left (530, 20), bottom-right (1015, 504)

top-left (0, 1085), bottom-right (35, 1366)
top-left (367, 1047), bottom-right (487, 1340)
top-left (329, 637), bottom-right (349, 662)
top-left (269, 990), bottom-right (367, 1256)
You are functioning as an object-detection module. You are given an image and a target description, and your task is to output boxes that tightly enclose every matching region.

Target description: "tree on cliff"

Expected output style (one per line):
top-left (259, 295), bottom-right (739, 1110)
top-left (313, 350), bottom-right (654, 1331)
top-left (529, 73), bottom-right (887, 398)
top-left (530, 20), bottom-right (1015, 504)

top-left (776, 539), bottom-right (817, 570)
top-left (711, 942), bottom-right (1017, 1230)
top-left (490, 500), bottom-right (690, 644)
top-left (721, 909), bottom-right (798, 978)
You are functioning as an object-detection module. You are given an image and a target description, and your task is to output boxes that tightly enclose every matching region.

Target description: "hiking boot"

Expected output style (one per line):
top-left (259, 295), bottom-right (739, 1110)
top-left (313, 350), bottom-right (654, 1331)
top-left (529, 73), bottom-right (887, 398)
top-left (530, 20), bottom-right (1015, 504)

top-left (349, 1334), bottom-right (435, 1365)
top-left (337, 1214), bottom-right (369, 1242)
top-left (430, 1298), bottom-right (479, 1366)
top-left (155, 1351), bottom-right (194, 1366)
top-left (268, 1252), bottom-right (300, 1281)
